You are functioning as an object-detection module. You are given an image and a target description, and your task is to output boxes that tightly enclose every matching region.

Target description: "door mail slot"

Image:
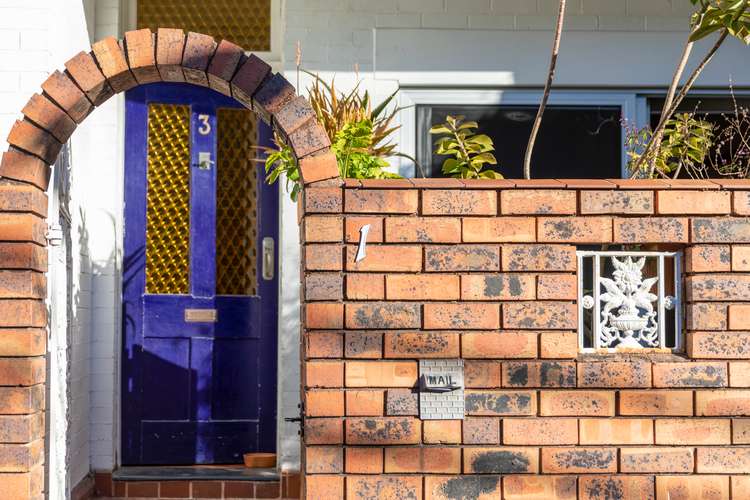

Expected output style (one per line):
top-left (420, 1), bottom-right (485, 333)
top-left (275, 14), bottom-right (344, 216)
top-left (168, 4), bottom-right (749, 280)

top-left (184, 308), bottom-right (218, 322)
top-left (419, 359), bottom-right (465, 420)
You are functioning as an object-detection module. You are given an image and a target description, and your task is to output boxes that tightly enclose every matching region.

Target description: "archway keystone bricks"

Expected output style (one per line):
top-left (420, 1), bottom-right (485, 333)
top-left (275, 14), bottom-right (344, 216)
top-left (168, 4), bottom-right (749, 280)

top-left (0, 27), bottom-right (340, 499)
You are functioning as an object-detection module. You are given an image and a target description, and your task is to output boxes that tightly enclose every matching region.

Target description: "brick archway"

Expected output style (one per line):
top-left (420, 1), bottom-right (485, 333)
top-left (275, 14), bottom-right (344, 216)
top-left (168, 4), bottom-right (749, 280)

top-left (0, 28), bottom-right (339, 499)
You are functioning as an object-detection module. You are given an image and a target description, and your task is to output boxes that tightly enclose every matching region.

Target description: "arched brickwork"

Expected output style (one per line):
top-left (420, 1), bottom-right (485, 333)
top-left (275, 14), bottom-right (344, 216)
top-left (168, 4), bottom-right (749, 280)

top-left (0, 28), bottom-right (339, 499)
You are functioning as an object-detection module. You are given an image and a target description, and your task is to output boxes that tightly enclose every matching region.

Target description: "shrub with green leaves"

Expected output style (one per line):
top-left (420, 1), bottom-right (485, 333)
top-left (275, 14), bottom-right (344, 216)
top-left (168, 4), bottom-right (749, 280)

top-left (430, 115), bottom-right (502, 179)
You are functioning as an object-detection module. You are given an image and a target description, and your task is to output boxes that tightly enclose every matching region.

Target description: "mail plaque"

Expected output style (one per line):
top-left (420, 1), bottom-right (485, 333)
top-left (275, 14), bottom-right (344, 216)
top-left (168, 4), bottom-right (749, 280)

top-left (419, 359), bottom-right (464, 420)
top-left (184, 308), bottom-right (218, 323)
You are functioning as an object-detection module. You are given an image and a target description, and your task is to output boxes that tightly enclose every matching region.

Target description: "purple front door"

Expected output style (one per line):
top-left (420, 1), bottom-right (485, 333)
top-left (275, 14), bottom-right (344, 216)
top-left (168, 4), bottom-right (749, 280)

top-left (122, 83), bottom-right (278, 465)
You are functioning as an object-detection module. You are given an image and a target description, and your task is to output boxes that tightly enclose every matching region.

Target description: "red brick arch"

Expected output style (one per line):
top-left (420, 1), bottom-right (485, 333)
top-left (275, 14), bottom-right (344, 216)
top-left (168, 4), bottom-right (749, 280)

top-left (0, 28), bottom-right (340, 190)
top-left (0, 28), bottom-right (339, 499)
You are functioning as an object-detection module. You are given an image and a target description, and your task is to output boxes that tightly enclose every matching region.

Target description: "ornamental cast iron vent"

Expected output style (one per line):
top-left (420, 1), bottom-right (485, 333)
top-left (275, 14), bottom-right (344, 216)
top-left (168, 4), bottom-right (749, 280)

top-left (577, 250), bottom-right (682, 352)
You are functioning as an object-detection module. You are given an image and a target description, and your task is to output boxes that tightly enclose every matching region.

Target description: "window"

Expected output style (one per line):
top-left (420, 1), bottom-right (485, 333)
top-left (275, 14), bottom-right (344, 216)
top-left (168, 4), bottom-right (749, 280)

top-left (577, 249), bottom-right (682, 352)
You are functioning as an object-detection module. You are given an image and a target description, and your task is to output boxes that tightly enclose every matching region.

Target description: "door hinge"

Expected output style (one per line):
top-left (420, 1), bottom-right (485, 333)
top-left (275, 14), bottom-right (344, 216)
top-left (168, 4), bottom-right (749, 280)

top-left (46, 223), bottom-right (64, 247)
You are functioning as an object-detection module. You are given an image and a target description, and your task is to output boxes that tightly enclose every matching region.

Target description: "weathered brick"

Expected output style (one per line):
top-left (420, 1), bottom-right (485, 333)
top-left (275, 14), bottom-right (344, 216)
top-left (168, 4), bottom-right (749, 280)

top-left (386, 275), bottom-right (459, 300)
top-left (274, 95), bottom-right (315, 139)
top-left (462, 417), bottom-right (500, 444)
top-left (0, 150), bottom-right (51, 190)
top-left (345, 390), bottom-right (384, 416)
top-left (503, 418), bottom-right (578, 445)
top-left (542, 447), bottom-right (617, 473)
top-left (424, 303), bottom-right (500, 330)
top-left (692, 217), bottom-right (750, 242)
top-left (305, 446), bottom-right (343, 474)
top-left (686, 304), bottom-right (727, 331)
top-left (206, 39), bottom-right (243, 95)
top-left (536, 273), bottom-right (577, 300)
top-left (464, 390), bottom-right (536, 416)
top-left (463, 447), bottom-right (539, 474)
top-left (91, 36), bottom-right (137, 92)
top-left (305, 303), bottom-right (343, 329)
top-left (653, 362), bottom-right (727, 388)
top-left (305, 273), bottom-right (342, 301)
top-left (425, 476), bottom-right (502, 500)
top-left (346, 302), bottom-right (420, 329)
top-left (0, 301), bottom-right (46, 328)
top-left (730, 304), bottom-right (750, 330)
top-left (502, 244), bottom-right (576, 271)
top-left (464, 361), bottom-right (502, 388)
top-left (385, 217), bottom-right (461, 243)
top-left (40, 70), bottom-right (92, 123)
top-left (385, 389), bottom-right (418, 416)
top-left (124, 29), bottom-right (160, 84)
top-left (613, 217), bottom-right (688, 243)
top-left (697, 447), bottom-right (750, 473)
top-left (619, 390), bottom-right (693, 416)
top-left (504, 476), bottom-right (577, 500)
top-left (383, 331), bottom-right (459, 358)
top-left (733, 418), bottom-right (750, 443)
top-left (735, 191), bottom-right (750, 214)
top-left (305, 244), bottom-right (342, 271)
top-left (304, 215), bottom-right (343, 242)
top-left (0, 413), bottom-right (43, 443)
top-left (345, 476), bottom-right (421, 500)
top-left (423, 190), bottom-right (497, 215)
top-left (461, 274), bottom-right (535, 301)
top-left (346, 245), bottom-right (422, 272)
top-left (733, 477), bottom-right (750, 500)
top-left (657, 190), bottom-right (731, 214)
top-left (463, 217), bottom-right (536, 242)
top-left (579, 418), bottom-right (653, 445)
top-left (154, 28), bottom-right (185, 82)
top-left (655, 476), bottom-right (729, 500)
top-left (580, 190), bottom-right (653, 214)
top-left (299, 150), bottom-right (339, 184)
top-left (577, 361), bottom-right (651, 388)
top-left (288, 120), bottom-right (331, 159)
top-left (0, 329), bottom-right (45, 357)
top-left (579, 476), bottom-right (654, 500)
top-left (686, 245), bottom-right (731, 272)
top-left (0, 214), bottom-right (46, 246)
top-left (620, 447), bottom-right (693, 473)
top-left (306, 331), bottom-right (343, 359)
top-left (687, 274), bottom-right (750, 301)
top-left (345, 361), bottom-right (417, 387)
top-left (0, 440), bottom-right (43, 472)
top-left (538, 217), bottom-right (612, 243)
top-left (346, 274), bottom-right (384, 300)
top-left (230, 54), bottom-right (270, 108)
top-left (305, 187), bottom-right (342, 213)
top-left (425, 245), bottom-right (500, 272)
top-left (423, 420), bottom-right (462, 444)
top-left (0, 186), bottom-right (46, 217)
top-left (688, 331), bottom-right (750, 358)
top-left (731, 362), bottom-right (750, 386)
top-left (0, 465), bottom-right (43, 499)
top-left (345, 417), bottom-right (420, 445)
top-left (345, 189), bottom-right (418, 214)
top-left (655, 418), bottom-right (730, 444)
top-left (6, 119), bottom-right (61, 164)
top-left (539, 331), bottom-right (579, 359)
top-left (501, 189), bottom-right (576, 215)
top-left (696, 389), bottom-right (750, 416)
top-left (0, 386), bottom-right (44, 414)
top-left (305, 361), bottom-right (343, 388)
top-left (304, 418), bottom-right (343, 444)
top-left (463, 331), bottom-right (537, 359)
top-left (502, 302), bottom-right (577, 329)
top-left (384, 447), bottom-right (460, 473)
top-left (181, 32), bottom-right (217, 86)
top-left (503, 361), bottom-right (576, 388)
top-left (21, 93), bottom-right (76, 143)
top-left (539, 391), bottom-right (615, 416)
top-left (305, 475), bottom-right (343, 499)
top-left (344, 331), bottom-right (382, 359)
top-left (345, 216), bottom-right (383, 243)
top-left (253, 73), bottom-right (295, 122)
top-left (345, 448), bottom-right (383, 473)
top-left (305, 390), bottom-right (344, 416)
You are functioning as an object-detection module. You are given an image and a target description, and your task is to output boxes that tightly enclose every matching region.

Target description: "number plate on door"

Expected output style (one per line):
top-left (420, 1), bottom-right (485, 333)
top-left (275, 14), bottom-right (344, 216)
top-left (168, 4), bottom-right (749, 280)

top-left (184, 308), bottom-right (218, 322)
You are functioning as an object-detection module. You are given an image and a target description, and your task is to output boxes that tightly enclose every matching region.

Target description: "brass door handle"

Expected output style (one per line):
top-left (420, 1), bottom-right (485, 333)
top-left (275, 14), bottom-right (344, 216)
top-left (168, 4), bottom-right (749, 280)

top-left (262, 237), bottom-right (274, 280)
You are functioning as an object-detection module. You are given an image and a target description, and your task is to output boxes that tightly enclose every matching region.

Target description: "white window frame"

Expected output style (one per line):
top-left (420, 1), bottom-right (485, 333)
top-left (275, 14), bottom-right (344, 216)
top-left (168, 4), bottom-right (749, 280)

top-left (397, 88), bottom-right (648, 178)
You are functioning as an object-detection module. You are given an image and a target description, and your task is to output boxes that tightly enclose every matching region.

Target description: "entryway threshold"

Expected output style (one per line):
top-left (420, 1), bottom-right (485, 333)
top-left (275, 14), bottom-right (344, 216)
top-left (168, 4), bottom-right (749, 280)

top-left (112, 466), bottom-right (279, 482)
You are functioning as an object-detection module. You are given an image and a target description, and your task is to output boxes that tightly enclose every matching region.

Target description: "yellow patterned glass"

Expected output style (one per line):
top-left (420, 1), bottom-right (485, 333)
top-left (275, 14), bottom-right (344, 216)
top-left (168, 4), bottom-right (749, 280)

top-left (145, 103), bottom-right (191, 295)
top-left (137, 0), bottom-right (271, 52)
top-left (216, 108), bottom-right (259, 296)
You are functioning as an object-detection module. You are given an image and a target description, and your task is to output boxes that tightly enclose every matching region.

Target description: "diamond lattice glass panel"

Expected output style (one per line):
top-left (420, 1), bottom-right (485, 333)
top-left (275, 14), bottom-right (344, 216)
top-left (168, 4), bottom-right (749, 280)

top-left (216, 108), bottom-right (258, 296)
top-left (146, 103), bottom-right (191, 295)
top-left (137, 0), bottom-right (271, 52)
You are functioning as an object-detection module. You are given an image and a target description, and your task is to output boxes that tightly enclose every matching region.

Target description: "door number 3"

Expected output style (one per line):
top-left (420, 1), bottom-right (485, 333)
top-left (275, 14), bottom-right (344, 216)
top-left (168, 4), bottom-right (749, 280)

top-left (197, 114), bottom-right (211, 135)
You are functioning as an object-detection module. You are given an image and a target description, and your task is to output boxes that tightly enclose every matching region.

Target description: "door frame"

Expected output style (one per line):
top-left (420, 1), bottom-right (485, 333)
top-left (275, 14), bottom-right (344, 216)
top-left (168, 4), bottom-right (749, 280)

top-left (121, 82), bottom-right (279, 465)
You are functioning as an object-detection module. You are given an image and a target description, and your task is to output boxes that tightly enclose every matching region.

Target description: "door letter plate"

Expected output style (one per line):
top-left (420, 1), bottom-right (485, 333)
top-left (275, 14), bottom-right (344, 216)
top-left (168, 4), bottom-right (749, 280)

top-left (185, 309), bottom-right (218, 322)
top-left (419, 359), bottom-right (464, 420)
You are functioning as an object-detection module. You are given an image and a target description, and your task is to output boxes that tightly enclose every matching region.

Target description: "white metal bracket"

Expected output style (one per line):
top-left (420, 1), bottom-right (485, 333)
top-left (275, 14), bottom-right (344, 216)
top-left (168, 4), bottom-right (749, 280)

top-left (355, 224), bottom-right (370, 262)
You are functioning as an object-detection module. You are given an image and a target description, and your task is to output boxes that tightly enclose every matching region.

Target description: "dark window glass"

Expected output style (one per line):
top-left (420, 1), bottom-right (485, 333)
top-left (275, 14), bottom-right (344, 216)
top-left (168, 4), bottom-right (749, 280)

top-left (417, 105), bottom-right (622, 179)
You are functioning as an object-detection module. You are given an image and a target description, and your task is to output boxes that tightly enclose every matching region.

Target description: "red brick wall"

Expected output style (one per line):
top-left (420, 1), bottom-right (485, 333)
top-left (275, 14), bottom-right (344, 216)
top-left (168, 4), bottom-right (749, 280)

top-left (300, 178), bottom-right (750, 500)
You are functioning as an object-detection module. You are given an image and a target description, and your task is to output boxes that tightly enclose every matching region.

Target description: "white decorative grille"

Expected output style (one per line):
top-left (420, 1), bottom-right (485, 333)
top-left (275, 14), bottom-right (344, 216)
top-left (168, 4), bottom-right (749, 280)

top-left (577, 250), bottom-right (682, 351)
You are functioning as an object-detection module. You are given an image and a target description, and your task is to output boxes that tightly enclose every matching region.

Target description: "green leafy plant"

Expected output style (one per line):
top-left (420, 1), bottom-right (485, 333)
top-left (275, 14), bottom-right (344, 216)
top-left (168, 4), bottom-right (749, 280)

top-left (430, 115), bottom-right (503, 179)
top-left (264, 138), bottom-right (301, 201)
